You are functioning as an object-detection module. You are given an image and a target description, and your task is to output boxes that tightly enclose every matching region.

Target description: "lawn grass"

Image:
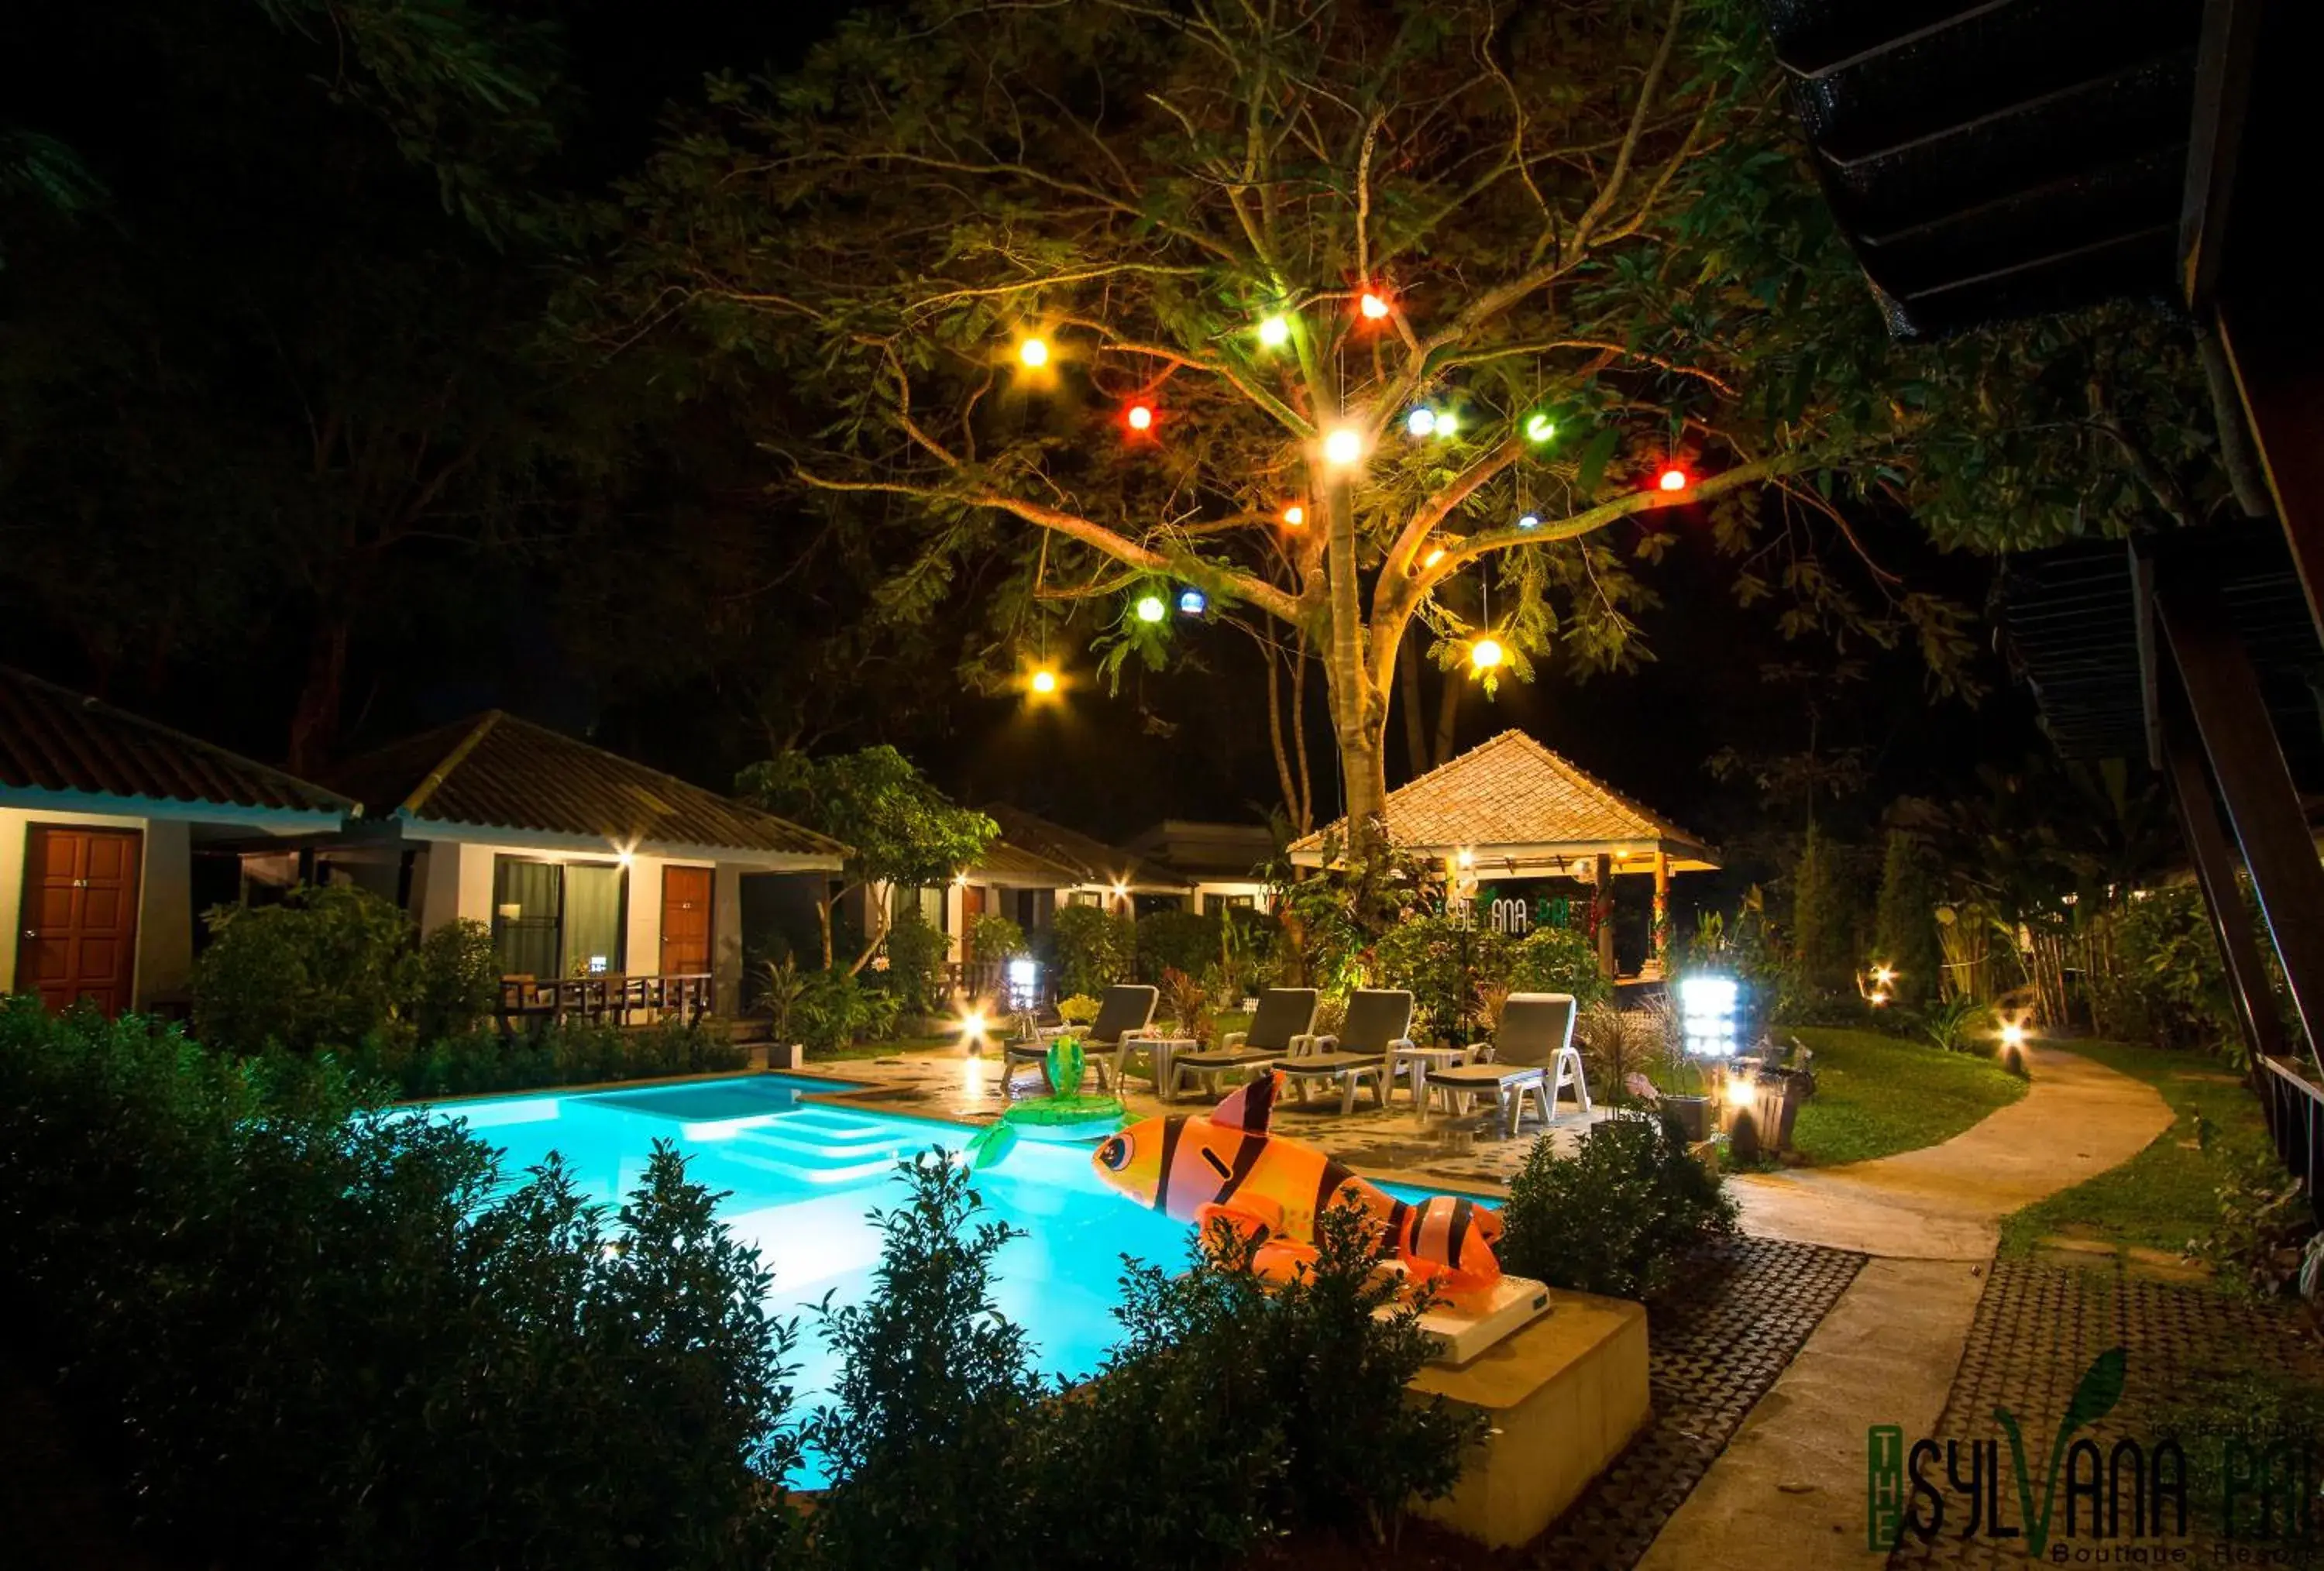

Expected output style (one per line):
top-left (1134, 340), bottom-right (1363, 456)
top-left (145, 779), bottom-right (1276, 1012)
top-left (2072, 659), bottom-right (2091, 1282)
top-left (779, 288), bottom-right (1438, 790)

top-left (1783, 1026), bottom-right (2030, 1167)
top-left (1996, 1038), bottom-right (2266, 1260)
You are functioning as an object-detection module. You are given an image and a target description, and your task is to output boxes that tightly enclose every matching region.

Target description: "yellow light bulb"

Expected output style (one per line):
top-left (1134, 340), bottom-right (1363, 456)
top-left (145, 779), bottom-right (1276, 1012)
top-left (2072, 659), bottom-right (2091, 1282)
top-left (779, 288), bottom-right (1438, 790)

top-left (1031, 669), bottom-right (1057, 694)
top-left (1017, 337), bottom-right (1050, 368)
top-left (1282, 504), bottom-right (1305, 526)
top-left (1422, 546), bottom-right (1447, 569)
top-left (1470, 637), bottom-right (1504, 671)
top-left (1323, 426), bottom-right (1363, 466)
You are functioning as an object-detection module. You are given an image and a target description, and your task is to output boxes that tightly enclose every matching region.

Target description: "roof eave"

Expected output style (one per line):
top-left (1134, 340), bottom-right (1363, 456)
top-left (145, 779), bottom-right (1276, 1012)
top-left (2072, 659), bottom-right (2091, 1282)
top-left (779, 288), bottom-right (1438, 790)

top-left (391, 813), bottom-right (844, 869)
top-left (0, 785), bottom-right (350, 833)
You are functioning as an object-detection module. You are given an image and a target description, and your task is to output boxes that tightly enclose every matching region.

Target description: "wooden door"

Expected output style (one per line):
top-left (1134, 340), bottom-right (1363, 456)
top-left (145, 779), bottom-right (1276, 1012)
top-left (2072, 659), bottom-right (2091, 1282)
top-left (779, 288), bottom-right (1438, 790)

top-left (15, 825), bottom-right (142, 1015)
top-left (659, 866), bottom-right (713, 976)
top-left (960, 884), bottom-right (987, 959)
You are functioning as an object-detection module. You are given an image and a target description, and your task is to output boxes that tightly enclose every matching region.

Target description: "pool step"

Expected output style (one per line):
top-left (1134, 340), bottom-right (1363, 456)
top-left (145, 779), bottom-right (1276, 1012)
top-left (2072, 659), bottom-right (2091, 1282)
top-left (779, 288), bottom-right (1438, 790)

top-left (720, 1112), bottom-right (922, 1185)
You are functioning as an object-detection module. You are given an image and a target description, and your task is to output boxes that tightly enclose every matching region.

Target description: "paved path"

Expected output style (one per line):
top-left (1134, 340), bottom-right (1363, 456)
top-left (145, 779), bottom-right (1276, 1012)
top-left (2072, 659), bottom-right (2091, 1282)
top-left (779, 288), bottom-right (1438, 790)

top-left (1635, 1045), bottom-right (2174, 1571)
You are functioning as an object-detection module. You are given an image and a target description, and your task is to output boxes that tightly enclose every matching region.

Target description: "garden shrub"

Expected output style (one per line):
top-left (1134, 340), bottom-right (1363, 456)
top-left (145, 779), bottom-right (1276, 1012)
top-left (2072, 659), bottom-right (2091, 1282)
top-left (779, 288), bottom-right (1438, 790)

top-left (1037, 1205), bottom-right (1483, 1560)
top-left (1783, 826), bottom-right (1860, 1018)
top-left (1043, 904), bottom-right (1133, 996)
top-left (413, 916), bottom-right (497, 1040)
top-left (352, 1014), bottom-right (746, 1099)
top-left (1370, 913), bottom-right (1511, 1041)
top-left (1136, 907), bottom-right (1221, 984)
top-left (1055, 992), bottom-right (1102, 1026)
top-left (2113, 885), bottom-right (2237, 1054)
top-left (192, 883), bottom-right (417, 1053)
top-left (1508, 924), bottom-right (1612, 1007)
top-left (965, 910), bottom-right (1026, 965)
top-left (879, 907), bottom-right (949, 1015)
top-left (794, 966), bottom-right (902, 1052)
top-left (1497, 1112), bottom-right (1738, 1298)
top-left (806, 1152), bottom-right (1047, 1571)
top-left (0, 998), bottom-right (800, 1570)
top-left (1871, 830), bottom-right (1942, 1010)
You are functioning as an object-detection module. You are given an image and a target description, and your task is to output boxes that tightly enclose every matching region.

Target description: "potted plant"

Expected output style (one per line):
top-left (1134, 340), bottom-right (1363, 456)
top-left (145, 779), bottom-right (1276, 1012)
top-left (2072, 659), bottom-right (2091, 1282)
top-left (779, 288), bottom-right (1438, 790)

top-left (1661, 1052), bottom-right (1713, 1141)
top-left (758, 957), bottom-right (808, 1070)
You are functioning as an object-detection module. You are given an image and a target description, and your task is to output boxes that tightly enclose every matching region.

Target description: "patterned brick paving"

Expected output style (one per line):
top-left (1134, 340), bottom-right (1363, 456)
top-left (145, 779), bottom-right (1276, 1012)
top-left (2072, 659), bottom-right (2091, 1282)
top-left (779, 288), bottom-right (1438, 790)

top-left (1527, 1239), bottom-right (1868, 1569)
top-left (1887, 1259), bottom-right (2324, 1569)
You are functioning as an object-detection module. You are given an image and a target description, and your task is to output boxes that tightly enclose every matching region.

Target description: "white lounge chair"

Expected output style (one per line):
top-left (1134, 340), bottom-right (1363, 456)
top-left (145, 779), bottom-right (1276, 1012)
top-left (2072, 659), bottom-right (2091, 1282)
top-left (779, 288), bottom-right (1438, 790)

top-left (1165, 988), bottom-right (1320, 1101)
top-left (1277, 988), bottom-right (1413, 1115)
top-left (1005, 984), bottom-right (1157, 1091)
top-left (1425, 992), bottom-right (1588, 1137)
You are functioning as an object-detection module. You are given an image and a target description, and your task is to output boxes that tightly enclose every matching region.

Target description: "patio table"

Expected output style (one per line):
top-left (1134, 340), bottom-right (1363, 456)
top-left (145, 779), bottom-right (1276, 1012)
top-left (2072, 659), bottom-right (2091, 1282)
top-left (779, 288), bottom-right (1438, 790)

top-left (1142, 1037), bottom-right (1198, 1101)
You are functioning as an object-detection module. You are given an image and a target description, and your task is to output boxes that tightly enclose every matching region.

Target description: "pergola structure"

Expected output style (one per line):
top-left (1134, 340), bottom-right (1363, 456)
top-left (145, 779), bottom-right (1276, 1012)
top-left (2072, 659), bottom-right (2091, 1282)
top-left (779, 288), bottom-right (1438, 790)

top-left (1289, 730), bottom-right (1719, 978)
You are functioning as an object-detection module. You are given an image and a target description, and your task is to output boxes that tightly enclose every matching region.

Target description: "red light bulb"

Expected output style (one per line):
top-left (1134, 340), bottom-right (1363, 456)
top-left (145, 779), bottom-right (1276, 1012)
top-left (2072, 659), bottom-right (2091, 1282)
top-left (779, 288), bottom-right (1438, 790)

top-left (1126, 403), bottom-right (1154, 431)
top-left (1657, 467), bottom-right (1689, 493)
top-left (1359, 291), bottom-right (1390, 320)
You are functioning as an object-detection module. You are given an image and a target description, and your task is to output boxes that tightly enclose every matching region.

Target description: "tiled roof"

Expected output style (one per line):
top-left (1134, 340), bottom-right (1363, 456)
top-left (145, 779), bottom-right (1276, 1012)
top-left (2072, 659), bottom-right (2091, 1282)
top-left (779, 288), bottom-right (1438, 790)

top-left (982, 803), bottom-right (1189, 891)
top-left (0, 665), bottom-right (350, 820)
top-left (328, 713), bottom-right (845, 863)
top-left (1291, 730), bottom-right (1715, 861)
top-left (970, 835), bottom-right (1085, 886)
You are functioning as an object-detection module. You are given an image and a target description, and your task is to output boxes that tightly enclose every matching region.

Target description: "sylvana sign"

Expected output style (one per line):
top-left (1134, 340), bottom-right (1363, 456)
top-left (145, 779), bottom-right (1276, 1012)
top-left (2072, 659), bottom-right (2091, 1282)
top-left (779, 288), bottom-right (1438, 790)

top-left (1869, 1349), bottom-right (2323, 1562)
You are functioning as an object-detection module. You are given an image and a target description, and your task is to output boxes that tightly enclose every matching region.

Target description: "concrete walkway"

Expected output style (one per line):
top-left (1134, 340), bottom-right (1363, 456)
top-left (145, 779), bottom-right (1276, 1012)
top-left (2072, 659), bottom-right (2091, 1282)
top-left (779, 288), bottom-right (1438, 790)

top-left (1635, 1045), bottom-right (2174, 1571)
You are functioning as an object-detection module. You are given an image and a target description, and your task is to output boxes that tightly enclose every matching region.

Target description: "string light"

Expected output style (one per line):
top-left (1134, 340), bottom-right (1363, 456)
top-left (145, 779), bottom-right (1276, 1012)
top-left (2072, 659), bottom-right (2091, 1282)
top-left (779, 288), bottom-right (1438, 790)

top-left (1177, 588), bottom-right (1207, 615)
top-left (1422, 547), bottom-right (1446, 569)
top-left (1657, 466), bottom-right (1690, 492)
top-left (1525, 413), bottom-right (1556, 443)
top-left (1470, 637), bottom-right (1504, 672)
top-left (1406, 408), bottom-right (1437, 438)
top-left (1281, 504), bottom-right (1305, 527)
top-left (1434, 410), bottom-right (1457, 438)
top-left (1125, 402), bottom-right (1154, 431)
top-left (1134, 593), bottom-right (1167, 624)
top-left (1518, 513), bottom-right (1541, 530)
top-left (1030, 669), bottom-right (1058, 695)
top-left (1322, 426), bottom-right (1364, 466)
top-left (1359, 290), bottom-right (1390, 320)
top-left (1257, 314), bottom-right (1292, 347)
top-left (1017, 336), bottom-right (1050, 369)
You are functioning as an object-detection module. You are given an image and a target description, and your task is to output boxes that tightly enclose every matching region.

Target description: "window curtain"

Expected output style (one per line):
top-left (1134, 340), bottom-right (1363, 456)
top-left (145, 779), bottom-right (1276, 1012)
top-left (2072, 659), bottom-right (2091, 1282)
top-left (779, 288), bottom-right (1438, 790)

top-left (492, 858), bottom-right (561, 978)
top-left (562, 864), bottom-right (626, 976)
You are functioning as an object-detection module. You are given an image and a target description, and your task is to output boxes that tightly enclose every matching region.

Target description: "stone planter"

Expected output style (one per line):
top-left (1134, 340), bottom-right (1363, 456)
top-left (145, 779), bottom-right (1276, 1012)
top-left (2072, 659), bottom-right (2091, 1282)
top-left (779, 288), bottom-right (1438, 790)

top-left (765, 1042), bottom-right (806, 1071)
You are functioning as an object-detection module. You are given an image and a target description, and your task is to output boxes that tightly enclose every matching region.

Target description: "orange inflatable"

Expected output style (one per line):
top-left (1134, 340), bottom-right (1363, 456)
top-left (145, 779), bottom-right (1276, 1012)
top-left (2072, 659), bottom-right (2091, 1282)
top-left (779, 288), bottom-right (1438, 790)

top-left (1090, 1070), bottom-right (1504, 1303)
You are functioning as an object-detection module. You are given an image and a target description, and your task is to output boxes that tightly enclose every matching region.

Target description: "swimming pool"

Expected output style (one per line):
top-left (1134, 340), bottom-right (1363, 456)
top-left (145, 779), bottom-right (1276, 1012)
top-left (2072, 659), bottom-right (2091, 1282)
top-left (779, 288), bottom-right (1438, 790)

top-left (431, 1074), bottom-right (1202, 1482)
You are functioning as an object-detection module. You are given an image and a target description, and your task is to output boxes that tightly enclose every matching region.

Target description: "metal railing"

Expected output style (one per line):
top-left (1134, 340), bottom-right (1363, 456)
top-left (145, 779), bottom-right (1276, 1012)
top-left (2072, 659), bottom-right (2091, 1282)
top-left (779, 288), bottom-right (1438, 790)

top-left (496, 973), bottom-right (714, 1034)
top-left (2256, 1054), bottom-right (2324, 1229)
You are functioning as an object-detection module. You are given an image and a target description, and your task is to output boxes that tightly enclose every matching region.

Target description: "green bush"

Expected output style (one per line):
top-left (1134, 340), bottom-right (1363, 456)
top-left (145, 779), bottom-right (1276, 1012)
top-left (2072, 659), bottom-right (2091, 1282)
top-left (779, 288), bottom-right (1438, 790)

top-left (1043, 904), bottom-right (1133, 996)
top-left (2113, 886), bottom-right (2236, 1053)
top-left (1871, 830), bottom-right (1942, 1010)
top-left (1135, 907), bottom-right (1221, 983)
top-left (1783, 826), bottom-right (1859, 1017)
top-left (1508, 925), bottom-right (1612, 1007)
top-left (350, 1014), bottom-right (747, 1100)
top-left (1497, 1112), bottom-right (1738, 1298)
top-left (879, 907), bottom-right (949, 1015)
top-left (795, 967), bottom-right (903, 1051)
top-left (191, 885), bottom-right (497, 1056)
top-left (806, 1153), bottom-right (1481, 1569)
top-left (966, 910), bottom-right (1027, 965)
top-left (0, 998), bottom-right (799, 1569)
top-left (1370, 914), bottom-right (1511, 1041)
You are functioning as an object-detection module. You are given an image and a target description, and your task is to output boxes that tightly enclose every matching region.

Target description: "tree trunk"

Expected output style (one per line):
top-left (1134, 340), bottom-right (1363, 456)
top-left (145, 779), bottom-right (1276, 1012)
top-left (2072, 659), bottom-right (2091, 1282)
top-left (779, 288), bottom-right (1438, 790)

top-left (816, 891), bottom-right (836, 970)
top-left (1397, 638), bottom-right (1428, 778)
top-left (1290, 632), bottom-right (1314, 835)
top-left (285, 614), bottom-right (351, 775)
top-left (1322, 478), bottom-right (1389, 852)
top-left (1431, 665), bottom-right (1462, 768)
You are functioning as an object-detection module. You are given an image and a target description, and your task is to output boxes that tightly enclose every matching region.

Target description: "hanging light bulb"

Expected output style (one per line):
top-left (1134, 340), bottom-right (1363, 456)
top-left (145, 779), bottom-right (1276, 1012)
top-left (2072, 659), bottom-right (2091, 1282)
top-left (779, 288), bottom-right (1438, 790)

top-left (1434, 409), bottom-right (1458, 438)
top-left (1134, 593), bottom-right (1167, 624)
top-left (1257, 313), bottom-right (1292, 347)
top-left (1322, 426), bottom-right (1364, 466)
top-left (1658, 466), bottom-right (1690, 492)
top-left (1406, 407), bottom-right (1437, 438)
top-left (1359, 290), bottom-right (1391, 320)
top-left (1525, 413), bottom-right (1556, 443)
top-left (1518, 513), bottom-right (1541, 530)
top-left (1470, 638), bottom-right (1505, 672)
top-left (1281, 504), bottom-right (1305, 527)
top-left (1422, 546), bottom-right (1447, 569)
top-left (1125, 402), bottom-right (1154, 432)
top-left (1177, 588), bottom-right (1208, 616)
top-left (1017, 336), bottom-right (1050, 369)
top-left (1030, 668), bottom-right (1059, 694)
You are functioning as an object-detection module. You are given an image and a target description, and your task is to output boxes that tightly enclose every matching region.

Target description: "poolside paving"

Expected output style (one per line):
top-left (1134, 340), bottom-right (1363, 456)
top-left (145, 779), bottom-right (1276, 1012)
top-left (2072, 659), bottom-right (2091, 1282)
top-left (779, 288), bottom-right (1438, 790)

top-left (788, 1045), bottom-right (1609, 1192)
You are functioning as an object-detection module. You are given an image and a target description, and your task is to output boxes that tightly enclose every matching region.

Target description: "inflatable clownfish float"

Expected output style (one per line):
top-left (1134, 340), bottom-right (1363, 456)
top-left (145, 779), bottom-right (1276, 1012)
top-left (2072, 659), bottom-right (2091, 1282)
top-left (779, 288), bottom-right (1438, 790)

top-left (1090, 1070), bottom-right (1504, 1305)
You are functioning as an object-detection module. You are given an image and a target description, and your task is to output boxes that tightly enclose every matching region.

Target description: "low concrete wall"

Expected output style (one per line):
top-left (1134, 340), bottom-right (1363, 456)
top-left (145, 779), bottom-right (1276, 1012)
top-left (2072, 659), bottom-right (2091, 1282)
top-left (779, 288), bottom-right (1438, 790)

top-left (1412, 1288), bottom-right (1651, 1549)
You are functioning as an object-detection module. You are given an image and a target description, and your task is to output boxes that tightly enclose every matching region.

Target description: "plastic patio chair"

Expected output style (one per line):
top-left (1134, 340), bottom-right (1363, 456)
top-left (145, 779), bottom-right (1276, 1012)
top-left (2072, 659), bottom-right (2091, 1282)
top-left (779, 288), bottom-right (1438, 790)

top-left (1277, 988), bottom-right (1414, 1115)
top-left (1165, 988), bottom-right (1320, 1101)
top-left (1003, 984), bottom-right (1157, 1091)
top-left (1425, 992), bottom-right (1587, 1136)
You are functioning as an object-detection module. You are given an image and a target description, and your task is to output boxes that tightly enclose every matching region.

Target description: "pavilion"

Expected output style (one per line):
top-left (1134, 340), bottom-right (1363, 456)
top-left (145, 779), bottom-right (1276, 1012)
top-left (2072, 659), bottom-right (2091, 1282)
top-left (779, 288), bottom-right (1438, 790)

top-left (1288, 730), bottom-right (1719, 978)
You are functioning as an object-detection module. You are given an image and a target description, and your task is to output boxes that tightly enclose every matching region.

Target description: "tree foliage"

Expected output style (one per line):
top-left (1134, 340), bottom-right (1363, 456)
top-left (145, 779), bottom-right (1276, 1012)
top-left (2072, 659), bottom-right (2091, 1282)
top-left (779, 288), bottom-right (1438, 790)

top-left (594, 0), bottom-right (1991, 833)
top-left (738, 744), bottom-right (997, 971)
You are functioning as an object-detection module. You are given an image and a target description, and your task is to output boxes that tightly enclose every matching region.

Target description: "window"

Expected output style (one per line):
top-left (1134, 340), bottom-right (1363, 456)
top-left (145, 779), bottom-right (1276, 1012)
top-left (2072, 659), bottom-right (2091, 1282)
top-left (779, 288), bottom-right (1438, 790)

top-left (1067, 889), bottom-right (1103, 908)
top-left (492, 857), bottom-right (626, 978)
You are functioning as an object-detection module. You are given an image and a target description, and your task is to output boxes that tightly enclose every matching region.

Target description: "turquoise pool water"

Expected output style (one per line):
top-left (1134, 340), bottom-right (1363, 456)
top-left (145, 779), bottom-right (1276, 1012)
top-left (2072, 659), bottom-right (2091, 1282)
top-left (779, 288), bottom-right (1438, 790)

top-left (431, 1074), bottom-right (1201, 1483)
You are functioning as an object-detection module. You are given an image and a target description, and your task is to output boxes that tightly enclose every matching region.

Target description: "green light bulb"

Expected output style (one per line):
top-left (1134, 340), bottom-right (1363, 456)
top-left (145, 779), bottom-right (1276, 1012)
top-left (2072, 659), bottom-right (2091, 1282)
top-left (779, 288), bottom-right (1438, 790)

top-left (1257, 314), bottom-right (1291, 348)
top-left (1134, 594), bottom-right (1167, 624)
top-left (1525, 412), bottom-right (1556, 443)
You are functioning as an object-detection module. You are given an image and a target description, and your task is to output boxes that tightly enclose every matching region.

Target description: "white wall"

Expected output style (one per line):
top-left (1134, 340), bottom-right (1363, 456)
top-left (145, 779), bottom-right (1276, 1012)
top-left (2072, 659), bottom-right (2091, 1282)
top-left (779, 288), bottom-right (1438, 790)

top-left (625, 854), bottom-right (664, 972)
top-left (0, 805), bottom-right (188, 1007)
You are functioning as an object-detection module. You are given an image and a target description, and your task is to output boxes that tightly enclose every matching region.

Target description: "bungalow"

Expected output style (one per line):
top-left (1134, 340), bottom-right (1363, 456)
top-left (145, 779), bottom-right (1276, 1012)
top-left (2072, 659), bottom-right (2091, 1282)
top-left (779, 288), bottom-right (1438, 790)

top-left (321, 712), bottom-right (846, 1011)
top-left (1, 666), bottom-right (352, 1014)
top-left (1124, 820), bottom-right (1276, 914)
